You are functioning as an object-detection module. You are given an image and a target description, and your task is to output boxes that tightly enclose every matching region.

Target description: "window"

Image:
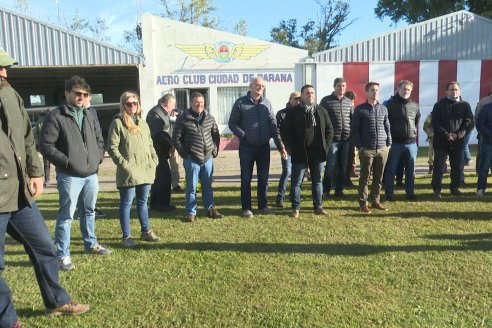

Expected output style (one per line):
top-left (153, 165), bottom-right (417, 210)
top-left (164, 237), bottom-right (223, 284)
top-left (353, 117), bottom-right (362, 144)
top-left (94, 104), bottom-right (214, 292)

top-left (174, 88), bottom-right (209, 111)
top-left (216, 87), bottom-right (248, 125)
top-left (90, 93), bottom-right (104, 105)
top-left (30, 95), bottom-right (46, 107)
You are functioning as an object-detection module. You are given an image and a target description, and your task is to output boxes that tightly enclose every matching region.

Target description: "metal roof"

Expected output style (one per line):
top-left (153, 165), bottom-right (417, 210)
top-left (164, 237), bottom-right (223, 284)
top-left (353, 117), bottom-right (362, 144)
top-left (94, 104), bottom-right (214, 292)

top-left (313, 10), bottom-right (492, 62)
top-left (0, 6), bottom-right (141, 66)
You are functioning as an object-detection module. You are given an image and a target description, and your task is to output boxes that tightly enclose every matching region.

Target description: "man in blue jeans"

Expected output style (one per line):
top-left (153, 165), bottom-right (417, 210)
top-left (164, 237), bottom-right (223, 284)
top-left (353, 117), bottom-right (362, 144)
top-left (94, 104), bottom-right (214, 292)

top-left (282, 85), bottom-right (334, 219)
top-left (40, 76), bottom-right (110, 271)
top-left (172, 92), bottom-right (223, 222)
top-left (0, 51), bottom-right (89, 328)
top-left (475, 102), bottom-right (492, 196)
top-left (320, 77), bottom-right (353, 198)
top-left (229, 76), bottom-right (287, 218)
top-left (384, 80), bottom-right (420, 201)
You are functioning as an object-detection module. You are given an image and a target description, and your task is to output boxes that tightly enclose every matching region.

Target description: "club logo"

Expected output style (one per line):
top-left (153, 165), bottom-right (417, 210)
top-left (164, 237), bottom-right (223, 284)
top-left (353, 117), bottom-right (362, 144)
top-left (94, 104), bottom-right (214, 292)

top-left (176, 41), bottom-right (270, 63)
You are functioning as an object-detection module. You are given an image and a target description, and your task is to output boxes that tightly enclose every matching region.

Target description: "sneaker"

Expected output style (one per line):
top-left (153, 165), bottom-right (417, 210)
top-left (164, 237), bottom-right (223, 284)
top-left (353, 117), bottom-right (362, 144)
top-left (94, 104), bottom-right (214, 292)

top-left (450, 189), bottom-right (462, 196)
top-left (11, 321), bottom-right (22, 328)
top-left (59, 256), bottom-right (75, 271)
top-left (258, 207), bottom-right (274, 215)
top-left (434, 190), bottom-right (442, 199)
top-left (371, 202), bottom-right (388, 211)
top-left (46, 300), bottom-right (90, 318)
top-left (183, 214), bottom-right (196, 222)
top-left (207, 208), bottom-right (224, 219)
top-left (141, 230), bottom-right (160, 242)
top-left (242, 209), bottom-right (254, 219)
top-left (85, 244), bottom-right (111, 255)
top-left (314, 207), bottom-right (329, 215)
top-left (476, 189), bottom-right (484, 197)
top-left (360, 205), bottom-right (371, 213)
top-left (122, 237), bottom-right (135, 248)
top-left (94, 208), bottom-right (106, 218)
top-left (289, 209), bottom-right (300, 219)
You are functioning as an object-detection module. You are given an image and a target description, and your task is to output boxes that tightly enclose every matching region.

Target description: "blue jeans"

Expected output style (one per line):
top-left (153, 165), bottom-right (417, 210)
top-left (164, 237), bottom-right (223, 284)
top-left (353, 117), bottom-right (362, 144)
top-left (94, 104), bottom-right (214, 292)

top-left (276, 155), bottom-right (291, 202)
top-left (184, 157), bottom-right (215, 215)
top-left (0, 203), bottom-right (71, 327)
top-left (56, 172), bottom-right (99, 257)
top-left (477, 142), bottom-right (492, 191)
top-left (384, 142), bottom-right (418, 198)
top-left (119, 184), bottom-right (151, 238)
top-left (239, 143), bottom-right (270, 210)
top-left (290, 149), bottom-right (325, 209)
top-left (323, 140), bottom-right (350, 193)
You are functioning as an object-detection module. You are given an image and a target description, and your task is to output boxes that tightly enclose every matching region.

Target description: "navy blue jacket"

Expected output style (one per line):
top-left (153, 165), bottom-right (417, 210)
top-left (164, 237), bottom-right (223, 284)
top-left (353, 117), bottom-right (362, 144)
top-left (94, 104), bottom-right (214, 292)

top-left (319, 93), bottom-right (353, 141)
top-left (351, 101), bottom-right (391, 150)
top-left (476, 103), bottom-right (492, 145)
top-left (228, 92), bottom-right (283, 150)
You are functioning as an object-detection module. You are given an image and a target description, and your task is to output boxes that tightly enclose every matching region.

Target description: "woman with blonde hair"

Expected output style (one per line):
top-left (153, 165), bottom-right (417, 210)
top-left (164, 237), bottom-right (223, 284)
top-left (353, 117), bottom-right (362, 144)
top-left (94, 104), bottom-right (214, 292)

top-left (107, 91), bottom-right (160, 247)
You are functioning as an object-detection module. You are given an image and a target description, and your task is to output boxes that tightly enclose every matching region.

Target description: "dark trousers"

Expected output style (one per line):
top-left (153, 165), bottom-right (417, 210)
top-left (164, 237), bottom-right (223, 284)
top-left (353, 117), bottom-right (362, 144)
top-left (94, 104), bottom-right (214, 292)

top-left (432, 146), bottom-right (463, 191)
top-left (150, 158), bottom-right (171, 208)
top-left (239, 143), bottom-right (270, 210)
top-left (0, 203), bottom-right (71, 327)
top-left (43, 158), bottom-right (51, 182)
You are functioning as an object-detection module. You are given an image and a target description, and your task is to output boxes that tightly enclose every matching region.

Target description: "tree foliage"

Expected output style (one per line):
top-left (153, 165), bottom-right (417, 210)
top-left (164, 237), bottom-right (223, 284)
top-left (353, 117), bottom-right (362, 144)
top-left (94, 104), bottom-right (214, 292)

top-left (233, 19), bottom-right (248, 36)
top-left (270, 0), bottom-right (356, 54)
top-left (374, 0), bottom-right (492, 24)
top-left (157, 0), bottom-right (219, 28)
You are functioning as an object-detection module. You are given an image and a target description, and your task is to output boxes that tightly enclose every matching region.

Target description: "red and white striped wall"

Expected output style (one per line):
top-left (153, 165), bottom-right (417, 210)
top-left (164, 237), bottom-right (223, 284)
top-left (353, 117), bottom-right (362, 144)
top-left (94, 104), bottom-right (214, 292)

top-left (312, 60), bottom-right (492, 146)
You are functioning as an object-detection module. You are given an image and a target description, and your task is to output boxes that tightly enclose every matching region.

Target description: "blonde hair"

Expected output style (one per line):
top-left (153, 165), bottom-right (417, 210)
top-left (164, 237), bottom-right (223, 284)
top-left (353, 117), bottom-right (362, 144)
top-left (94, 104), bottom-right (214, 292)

top-left (119, 91), bottom-right (142, 135)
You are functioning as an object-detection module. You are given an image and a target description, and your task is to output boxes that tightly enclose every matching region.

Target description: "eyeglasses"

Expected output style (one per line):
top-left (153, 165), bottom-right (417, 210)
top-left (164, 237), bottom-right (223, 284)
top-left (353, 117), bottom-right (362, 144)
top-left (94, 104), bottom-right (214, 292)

top-left (71, 90), bottom-right (90, 98)
top-left (124, 101), bottom-right (138, 107)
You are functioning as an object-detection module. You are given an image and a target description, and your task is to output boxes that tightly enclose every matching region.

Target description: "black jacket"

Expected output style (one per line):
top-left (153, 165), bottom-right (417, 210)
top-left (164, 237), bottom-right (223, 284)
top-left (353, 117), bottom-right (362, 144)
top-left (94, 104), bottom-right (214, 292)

top-left (431, 97), bottom-right (473, 150)
top-left (146, 104), bottom-right (174, 159)
top-left (282, 104), bottom-right (333, 164)
top-left (386, 93), bottom-right (420, 144)
top-left (319, 93), bottom-right (353, 141)
top-left (172, 109), bottom-right (220, 164)
top-left (39, 102), bottom-right (104, 177)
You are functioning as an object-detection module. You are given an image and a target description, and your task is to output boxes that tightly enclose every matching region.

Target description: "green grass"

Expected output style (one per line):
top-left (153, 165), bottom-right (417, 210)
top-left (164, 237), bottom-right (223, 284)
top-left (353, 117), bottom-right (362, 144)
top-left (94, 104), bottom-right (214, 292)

top-left (4, 173), bottom-right (492, 327)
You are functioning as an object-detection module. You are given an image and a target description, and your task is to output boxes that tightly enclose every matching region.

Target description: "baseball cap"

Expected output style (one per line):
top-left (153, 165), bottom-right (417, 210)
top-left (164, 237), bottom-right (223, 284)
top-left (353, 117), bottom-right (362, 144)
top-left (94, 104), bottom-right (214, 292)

top-left (0, 50), bottom-right (18, 67)
top-left (289, 91), bottom-right (301, 100)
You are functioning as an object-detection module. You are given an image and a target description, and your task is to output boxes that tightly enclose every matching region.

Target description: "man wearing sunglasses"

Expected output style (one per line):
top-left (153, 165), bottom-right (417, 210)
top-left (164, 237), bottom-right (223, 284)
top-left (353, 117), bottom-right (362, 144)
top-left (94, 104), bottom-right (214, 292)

top-left (40, 75), bottom-right (110, 271)
top-left (0, 51), bottom-right (89, 328)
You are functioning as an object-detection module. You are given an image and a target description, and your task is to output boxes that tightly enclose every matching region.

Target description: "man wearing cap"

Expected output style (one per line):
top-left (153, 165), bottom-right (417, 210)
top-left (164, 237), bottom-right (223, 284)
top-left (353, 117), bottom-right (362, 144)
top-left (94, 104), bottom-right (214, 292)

top-left (0, 51), bottom-right (89, 328)
top-left (319, 77), bottom-right (353, 199)
top-left (274, 91), bottom-right (301, 208)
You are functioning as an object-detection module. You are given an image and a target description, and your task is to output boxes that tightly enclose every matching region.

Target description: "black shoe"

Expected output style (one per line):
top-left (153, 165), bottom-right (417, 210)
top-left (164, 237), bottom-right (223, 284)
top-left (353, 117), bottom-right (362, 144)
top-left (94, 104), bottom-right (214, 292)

top-left (275, 199), bottom-right (284, 208)
top-left (450, 189), bottom-right (462, 196)
top-left (406, 194), bottom-right (417, 201)
top-left (395, 181), bottom-right (404, 189)
top-left (434, 190), bottom-right (442, 199)
top-left (151, 204), bottom-right (176, 211)
top-left (385, 195), bottom-right (394, 202)
top-left (334, 190), bottom-right (345, 198)
top-left (94, 208), bottom-right (106, 218)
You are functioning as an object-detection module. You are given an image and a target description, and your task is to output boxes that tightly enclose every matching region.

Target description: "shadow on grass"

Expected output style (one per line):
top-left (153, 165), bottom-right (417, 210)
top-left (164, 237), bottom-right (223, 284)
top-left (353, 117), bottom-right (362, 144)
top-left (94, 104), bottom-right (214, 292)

top-left (424, 232), bottom-right (492, 240)
top-left (14, 308), bottom-right (46, 318)
top-left (357, 211), bottom-right (492, 220)
top-left (136, 239), bottom-right (492, 255)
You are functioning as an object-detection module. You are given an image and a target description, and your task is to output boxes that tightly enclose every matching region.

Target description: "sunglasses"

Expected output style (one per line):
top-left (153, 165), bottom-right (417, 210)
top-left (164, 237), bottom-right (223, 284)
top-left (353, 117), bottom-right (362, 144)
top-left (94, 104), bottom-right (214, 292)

top-left (0, 65), bottom-right (11, 70)
top-left (71, 90), bottom-right (90, 98)
top-left (125, 101), bottom-right (139, 107)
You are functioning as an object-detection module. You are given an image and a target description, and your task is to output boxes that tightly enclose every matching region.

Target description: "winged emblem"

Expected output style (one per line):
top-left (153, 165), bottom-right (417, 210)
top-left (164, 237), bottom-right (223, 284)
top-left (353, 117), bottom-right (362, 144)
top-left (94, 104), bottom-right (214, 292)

top-left (176, 42), bottom-right (270, 63)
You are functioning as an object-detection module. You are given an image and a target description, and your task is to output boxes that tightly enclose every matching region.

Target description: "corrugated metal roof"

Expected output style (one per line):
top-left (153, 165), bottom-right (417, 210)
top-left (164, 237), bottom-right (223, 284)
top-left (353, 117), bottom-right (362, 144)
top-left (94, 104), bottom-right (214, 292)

top-left (0, 6), bottom-right (141, 66)
top-left (313, 10), bottom-right (492, 62)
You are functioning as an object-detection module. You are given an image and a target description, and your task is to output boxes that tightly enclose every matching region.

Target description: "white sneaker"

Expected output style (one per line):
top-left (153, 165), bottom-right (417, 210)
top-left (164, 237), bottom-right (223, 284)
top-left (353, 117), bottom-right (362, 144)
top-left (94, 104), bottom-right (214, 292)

top-left (242, 209), bottom-right (253, 219)
top-left (476, 189), bottom-right (484, 197)
top-left (59, 256), bottom-right (75, 271)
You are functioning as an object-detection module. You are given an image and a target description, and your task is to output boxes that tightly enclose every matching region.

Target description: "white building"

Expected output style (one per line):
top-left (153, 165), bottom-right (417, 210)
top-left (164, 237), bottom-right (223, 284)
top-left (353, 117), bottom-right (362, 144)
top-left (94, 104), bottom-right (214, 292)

top-left (139, 14), bottom-right (308, 132)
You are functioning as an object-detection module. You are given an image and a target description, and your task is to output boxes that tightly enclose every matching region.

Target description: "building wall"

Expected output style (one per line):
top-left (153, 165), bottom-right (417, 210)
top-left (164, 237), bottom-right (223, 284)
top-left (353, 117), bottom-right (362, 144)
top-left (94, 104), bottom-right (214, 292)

top-left (139, 14), bottom-right (308, 132)
top-left (296, 60), bottom-right (492, 146)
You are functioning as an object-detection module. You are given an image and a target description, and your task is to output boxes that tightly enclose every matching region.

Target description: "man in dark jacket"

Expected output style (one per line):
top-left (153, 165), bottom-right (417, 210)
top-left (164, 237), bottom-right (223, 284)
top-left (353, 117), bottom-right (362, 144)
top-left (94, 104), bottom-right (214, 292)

top-left (319, 77), bottom-right (353, 198)
top-left (172, 92), bottom-right (224, 222)
top-left (0, 52), bottom-right (89, 327)
top-left (283, 85), bottom-right (334, 219)
top-left (352, 82), bottom-right (392, 213)
top-left (229, 76), bottom-right (287, 218)
top-left (431, 81), bottom-right (473, 198)
top-left (146, 94), bottom-right (177, 211)
top-left (40, 75), bottom-right (110, 271)
top-left (383, 80), bottom-right (420, 201)
top-left (476, 102), bottom-right (492, 196)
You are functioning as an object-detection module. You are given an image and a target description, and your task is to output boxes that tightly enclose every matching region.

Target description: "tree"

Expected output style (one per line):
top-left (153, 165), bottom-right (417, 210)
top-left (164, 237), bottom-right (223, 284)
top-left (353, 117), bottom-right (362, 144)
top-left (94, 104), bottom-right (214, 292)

top-left (12, 0), bottom-right (29, 14)
top-left (374, 0), bottom-right (492, 24)
top-left (157, 0), bottom-right (219, 28)
top-left (233, 19), bottom-right (248, 36)
top-left (269, 0), bottom-right (356, 54)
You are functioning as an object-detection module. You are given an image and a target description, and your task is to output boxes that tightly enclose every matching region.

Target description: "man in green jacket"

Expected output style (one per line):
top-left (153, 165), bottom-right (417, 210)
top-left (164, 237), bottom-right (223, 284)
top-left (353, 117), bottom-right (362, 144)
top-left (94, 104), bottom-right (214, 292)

top-left (0, 50), bottom-right (89, 328)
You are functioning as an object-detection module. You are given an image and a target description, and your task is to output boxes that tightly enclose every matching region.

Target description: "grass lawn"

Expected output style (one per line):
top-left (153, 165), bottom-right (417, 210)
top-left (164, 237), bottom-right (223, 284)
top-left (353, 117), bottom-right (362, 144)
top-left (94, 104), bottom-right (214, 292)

top-left (4, 172), bottom-right (492, 327)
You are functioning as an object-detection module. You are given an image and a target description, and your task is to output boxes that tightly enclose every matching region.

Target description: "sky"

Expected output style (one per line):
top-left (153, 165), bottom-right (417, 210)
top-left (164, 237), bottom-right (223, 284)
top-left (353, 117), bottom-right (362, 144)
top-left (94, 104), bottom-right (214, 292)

top-left (0, 0), bottom-right (399, 51)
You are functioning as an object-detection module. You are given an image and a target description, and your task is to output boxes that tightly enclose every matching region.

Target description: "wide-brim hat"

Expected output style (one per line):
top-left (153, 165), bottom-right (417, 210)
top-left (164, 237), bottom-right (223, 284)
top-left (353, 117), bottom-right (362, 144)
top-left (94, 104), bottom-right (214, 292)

top-left (0, 50), bottom-right (18, 67)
